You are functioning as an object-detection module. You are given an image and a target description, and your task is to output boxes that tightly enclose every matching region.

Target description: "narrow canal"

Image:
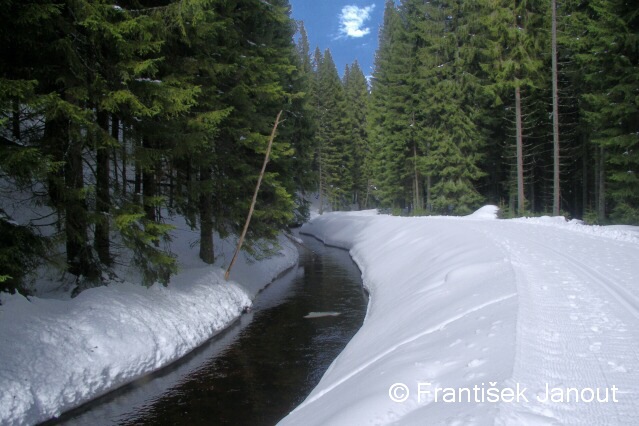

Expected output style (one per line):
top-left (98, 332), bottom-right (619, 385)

top-left (51, 234), bottom-right (367, 426)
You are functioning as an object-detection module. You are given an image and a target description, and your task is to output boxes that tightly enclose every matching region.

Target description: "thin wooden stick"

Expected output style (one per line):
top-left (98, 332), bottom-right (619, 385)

top-left (225, 110), bottom-right (283, 280)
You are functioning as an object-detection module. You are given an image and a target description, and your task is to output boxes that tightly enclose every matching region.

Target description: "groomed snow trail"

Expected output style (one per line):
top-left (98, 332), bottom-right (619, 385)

top-left (469, 220), bottom-right (639, 425)
top-left (279, 211), bottom-right (639, 426)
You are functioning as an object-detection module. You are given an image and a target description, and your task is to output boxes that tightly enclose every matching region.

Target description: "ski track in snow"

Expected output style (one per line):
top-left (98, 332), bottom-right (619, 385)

top-left (471, 221), bottom-right (639, 425)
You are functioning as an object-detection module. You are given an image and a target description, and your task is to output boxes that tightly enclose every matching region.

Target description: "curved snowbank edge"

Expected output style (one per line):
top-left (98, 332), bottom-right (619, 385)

top-left (0, 236), bottom-right (299, 425)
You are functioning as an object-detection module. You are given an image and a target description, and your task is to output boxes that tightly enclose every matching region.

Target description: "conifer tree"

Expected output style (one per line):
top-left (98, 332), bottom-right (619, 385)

top-left (213, 0), bottom-right (301, 244)
top-left (313, 49), bottom-right (351, 210)
top-left (368, 1), bottom-right (415, 209)
top-left (1, 0), bottom-right (315, 290)
top-left (568, 0), bottom-right (639, 223)
top-left (0, 1), bottom-right (62, 291)
top-left (343, 60), bottom-right (369, 208)
top-left (414, 0), bottom-right (486, 214)
top-left (281, 20), bottom-right (316, 222)
top-left (478, 0), bottom-right (546, 215)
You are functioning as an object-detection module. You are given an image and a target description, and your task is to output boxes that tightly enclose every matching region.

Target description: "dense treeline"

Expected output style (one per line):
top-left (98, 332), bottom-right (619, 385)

top-left (309, 0), bottom-right (637, 221)
top-left (0, 0), bottom-right (315, 293)
top-left (300, 27), bottom-right (370, 213)
top-left (1, 0), bottom-right (637, 294)
top-left (366, 0), bottom-right (638, 220)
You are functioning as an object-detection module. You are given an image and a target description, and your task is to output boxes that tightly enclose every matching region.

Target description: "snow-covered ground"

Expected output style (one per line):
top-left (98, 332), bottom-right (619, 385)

top-left (280, 207), bottom-right (639, 425)
top-left (3, 205), bottom-right (639, 426)
top-left (0, 221), bottom-right (298, 426)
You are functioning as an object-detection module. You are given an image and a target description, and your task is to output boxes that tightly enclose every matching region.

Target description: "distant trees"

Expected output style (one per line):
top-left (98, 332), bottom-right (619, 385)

top-left (228, 0), bottom-right (638, 223)
top-left (343, 61), bottom-right (370, 208)
top-left (310, 48), bottom-right (369, 212)
top-left (364, 0), bottom-right (637, 221)
top-left (0, 0), bottom-right (315, 293)
top-left (368, 0), bottom-right (486, 214)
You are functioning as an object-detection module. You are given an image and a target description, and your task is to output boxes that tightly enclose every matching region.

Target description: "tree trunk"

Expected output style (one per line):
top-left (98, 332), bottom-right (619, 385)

top-left (413, 141), bottom-right (420, 212)
top-left (597, 146), bottom-right (606, 221)
top-left (44, 117), bottom-right (65, 213)
top-left (318, 148), bottom-right (324, 215)
top-left (111, 115), bottom-right (120, 194)
top-left (530, 171), bottom-right (536, 212)
top-left (594, 146), bottom-right (600, 213)
top-left (168, 163), bottom-right (174, 209)
top-left (186, 159), bottom-right (197, 225)
top-left (515, 86), bottom-right (525, 214)
top-left (551, 0), bottom-right (561, 215)
top-left (120, 121), bottom-right (127, 195)
top-left (132, 133), bottom-right (141, 200)
top-left (199, 165), bottom-right (215, 264)
top-left (426, 175), bottom-right (432, 212)
top-left (582, 137), bottom-right (588, 216)
top-left (364, 178), bottom-right (370, 209)
top-left (142, 136), bottom-right (157, 224)
top-left (12, 98), bottom-right (20, 140)
top-left (95, 110), bottom-right (111, 266)
top-left (65, 125), bottom-right (95, 279)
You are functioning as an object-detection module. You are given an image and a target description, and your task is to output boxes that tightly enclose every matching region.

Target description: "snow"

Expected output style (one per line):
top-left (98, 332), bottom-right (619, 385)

top-left (3, 203), bottom-right (639, 425)
top-left (279, 208), bottom-right (639, 425)
top-left (0, 221), bottom-right (298, 425)
top-left (465, 204), bottom-right (499, 220)
top-left (134, 78), bottom-right (162, 84)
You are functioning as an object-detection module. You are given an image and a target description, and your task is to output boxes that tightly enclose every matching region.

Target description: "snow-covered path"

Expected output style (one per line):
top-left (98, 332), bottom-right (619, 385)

top-left (279, 209), bottom-right (639, 426)
top-left (471, 220), bottom-right (639, 425)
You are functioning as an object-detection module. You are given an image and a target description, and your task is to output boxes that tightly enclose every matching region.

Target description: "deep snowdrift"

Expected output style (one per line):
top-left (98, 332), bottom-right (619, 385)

top-left (0, 231), bottom-right (298, 425)
top-left (280, 209), bottom-right (639, 425)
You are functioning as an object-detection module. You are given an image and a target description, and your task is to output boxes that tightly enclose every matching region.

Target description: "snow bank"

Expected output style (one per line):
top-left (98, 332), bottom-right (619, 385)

top-left (283, 208), bottom-right (639, 425)
top-left (465, 204), bottom-right (499, 220)
top-left (0, 231), bottom-right (298, 425)
top-left (290, 211), bottom-right (518, 425)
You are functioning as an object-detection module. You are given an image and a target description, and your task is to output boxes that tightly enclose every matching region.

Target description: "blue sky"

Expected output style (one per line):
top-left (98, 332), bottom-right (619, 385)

top-left (288, 1), bottom-right (384, 77)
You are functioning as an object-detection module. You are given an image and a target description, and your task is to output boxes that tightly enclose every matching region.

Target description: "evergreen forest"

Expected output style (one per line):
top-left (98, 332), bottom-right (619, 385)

top-left (1, 0), bottom-right (637, 294)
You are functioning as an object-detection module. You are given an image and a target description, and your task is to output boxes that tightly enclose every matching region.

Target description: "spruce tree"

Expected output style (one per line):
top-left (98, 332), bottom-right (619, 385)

top-left (216, 0), bottom-right (300, 244)
top-left (415, 0), bottom-right (486, 214)
top-left (343, 60), bottom-right (370, 208)
top-left (477, 0), bottom-right (546, 215)
top-left (368, 0), bottom-right (415, 209)
top-left (569, 0), bottom-right (639, 223)
top-left (280, 20), bottom-right (316, 223)
top-left (0, 1), bottom-right (64, 290)
top-left (313, 49), bottom-right (352, 210)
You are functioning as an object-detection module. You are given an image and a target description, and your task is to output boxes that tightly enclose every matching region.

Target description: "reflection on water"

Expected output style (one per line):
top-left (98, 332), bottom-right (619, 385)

top-left (49, 234), bottom-right (367, 426)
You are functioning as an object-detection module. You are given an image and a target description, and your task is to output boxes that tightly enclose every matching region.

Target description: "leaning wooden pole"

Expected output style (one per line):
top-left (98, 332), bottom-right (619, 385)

top-left (225, 110), bottom-right (283, 281)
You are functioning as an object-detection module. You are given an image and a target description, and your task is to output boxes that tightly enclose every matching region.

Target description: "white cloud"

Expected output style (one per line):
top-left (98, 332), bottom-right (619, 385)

top-left (339, 4), bottom-right (376, 38)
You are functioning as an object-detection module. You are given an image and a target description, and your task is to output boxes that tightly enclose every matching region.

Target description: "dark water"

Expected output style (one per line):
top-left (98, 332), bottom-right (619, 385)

top-left (49, 234), bottom-right (367, 426)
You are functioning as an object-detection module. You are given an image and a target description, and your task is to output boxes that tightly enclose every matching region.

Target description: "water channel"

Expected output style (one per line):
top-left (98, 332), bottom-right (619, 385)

top-left (48, 234), bottom-right (367, 426)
